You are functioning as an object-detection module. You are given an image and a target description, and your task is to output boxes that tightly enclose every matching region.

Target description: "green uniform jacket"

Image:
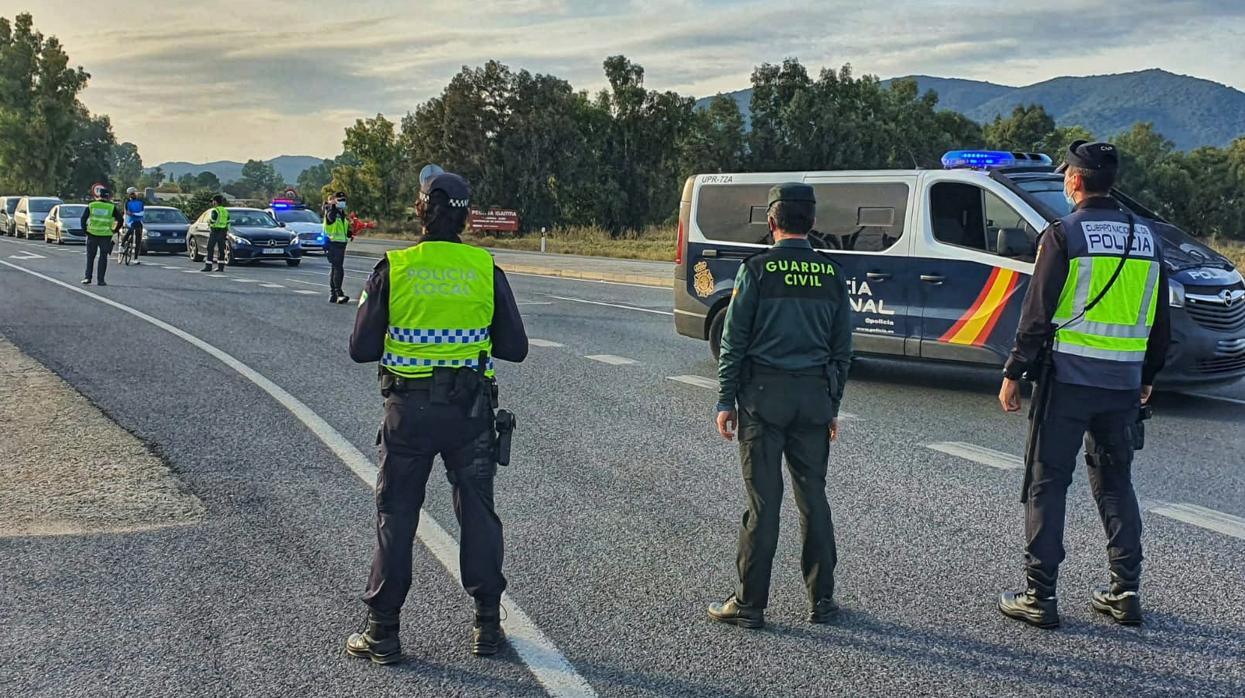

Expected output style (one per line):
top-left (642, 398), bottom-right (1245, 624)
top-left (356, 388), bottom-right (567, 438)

top-left (716, 238), bottom-right (853, 417)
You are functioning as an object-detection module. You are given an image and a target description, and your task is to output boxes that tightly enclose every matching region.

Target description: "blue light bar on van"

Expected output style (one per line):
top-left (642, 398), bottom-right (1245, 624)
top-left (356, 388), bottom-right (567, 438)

top-left (941, 150), bottom-right (1052, 170)
top-left (270, 198), bottom-right (294, 210)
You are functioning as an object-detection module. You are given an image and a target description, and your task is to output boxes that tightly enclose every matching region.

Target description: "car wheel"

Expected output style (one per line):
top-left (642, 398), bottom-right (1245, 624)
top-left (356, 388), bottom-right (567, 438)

top-left (190, 238), bottom-right (204, 262)
top-left (286, 259), bottom-right (301, 267)
top-left (708, 308), bottom-right (726, 362)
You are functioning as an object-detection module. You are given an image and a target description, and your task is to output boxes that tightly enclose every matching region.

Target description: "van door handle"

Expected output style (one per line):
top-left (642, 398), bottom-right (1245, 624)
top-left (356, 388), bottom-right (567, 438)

top-left (920, 274), bottom-right (946, 285)
top-left (866, 271), bottom-right (892, 281)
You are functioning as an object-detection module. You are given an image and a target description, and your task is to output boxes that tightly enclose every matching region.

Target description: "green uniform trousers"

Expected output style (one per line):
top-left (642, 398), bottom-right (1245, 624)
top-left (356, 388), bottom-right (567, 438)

top-left (734, 368), bottom-right (838, 609)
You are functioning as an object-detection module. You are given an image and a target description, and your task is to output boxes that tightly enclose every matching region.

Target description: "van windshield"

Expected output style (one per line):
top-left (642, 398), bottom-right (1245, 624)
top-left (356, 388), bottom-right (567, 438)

top-left (1013, 176), bottom-right (1233, 271)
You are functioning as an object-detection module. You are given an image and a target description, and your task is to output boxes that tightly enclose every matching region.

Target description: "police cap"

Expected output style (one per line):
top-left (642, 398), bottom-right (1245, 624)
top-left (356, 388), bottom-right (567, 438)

top-left (1055, 140), bottom-right (1119, 174)
top-left (767, 182), bottom-right (816, 208)
top-left (420, 172), bottom-right (471, 208)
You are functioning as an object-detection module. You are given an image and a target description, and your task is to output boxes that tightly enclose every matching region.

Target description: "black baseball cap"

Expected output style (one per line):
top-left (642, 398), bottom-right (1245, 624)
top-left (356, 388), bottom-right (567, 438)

top-left (420, 172), bottom-right (471, 208)
top-left (1056, 140), bottom-right (1119, 173)
top-left (767, 182), bottom-right (816, 208)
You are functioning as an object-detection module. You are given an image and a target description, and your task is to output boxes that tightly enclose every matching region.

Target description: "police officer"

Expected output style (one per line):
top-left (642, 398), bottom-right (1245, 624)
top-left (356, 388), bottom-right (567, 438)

top-left (345, 170), bottom-right (528, 663)
top-left (709, 183), bottom-right (852, 629)
top-left (998, 141), bottom-right (1171, 628)
top-left (322, 191), bottom-right (351, 303)
top-left (80, 186), bottom-right (122, 286)
top-left (200, 194), bottom-right (229, 272)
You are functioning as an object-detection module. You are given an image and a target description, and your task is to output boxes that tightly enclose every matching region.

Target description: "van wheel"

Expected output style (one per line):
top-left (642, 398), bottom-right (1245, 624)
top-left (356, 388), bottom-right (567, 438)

top-left (708, 310), bottom-right (726, 361)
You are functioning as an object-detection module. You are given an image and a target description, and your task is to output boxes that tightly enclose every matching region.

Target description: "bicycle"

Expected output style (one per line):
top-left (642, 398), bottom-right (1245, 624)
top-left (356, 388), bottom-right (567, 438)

top-left (117, 223), bottom-right (141, 266)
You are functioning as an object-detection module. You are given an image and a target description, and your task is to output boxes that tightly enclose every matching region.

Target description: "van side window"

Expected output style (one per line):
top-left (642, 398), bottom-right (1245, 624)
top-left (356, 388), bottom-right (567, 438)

top-left (930, 183), bottom-right (1037, 262)
top-left (809, 182), bottom-right (908, 253)
top-left (694, 184), bottom-right (776, 245)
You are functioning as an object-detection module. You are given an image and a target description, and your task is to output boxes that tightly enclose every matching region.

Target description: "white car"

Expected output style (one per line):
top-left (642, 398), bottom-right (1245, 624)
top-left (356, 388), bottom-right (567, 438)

top-left (44, 203), bottom-right (87, 244)
top-left (265, 204), bottom-right (327, 254)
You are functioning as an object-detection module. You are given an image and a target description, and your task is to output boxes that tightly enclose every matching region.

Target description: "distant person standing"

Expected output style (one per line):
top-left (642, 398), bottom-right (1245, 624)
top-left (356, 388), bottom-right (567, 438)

top-left (709, 183), bottom-right (853, 629)
top-left (201, 194), bottom-right (229, 272)
top-left (322, 191), bottom-right (351, 303)
top-left (80, 186), bottom-right (122, 286)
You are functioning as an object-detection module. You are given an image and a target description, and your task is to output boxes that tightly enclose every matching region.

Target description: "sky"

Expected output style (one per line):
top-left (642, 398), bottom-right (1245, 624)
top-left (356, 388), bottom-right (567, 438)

top-left (4, 0), bottom-right (1244, 165)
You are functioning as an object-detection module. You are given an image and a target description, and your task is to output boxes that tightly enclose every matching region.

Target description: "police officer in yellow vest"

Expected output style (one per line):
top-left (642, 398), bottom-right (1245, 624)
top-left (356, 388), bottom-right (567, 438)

top-left (200, 194), bottom-right (230, 272)
top-left (79, 186), bottom-right (123, 286)
top-left (346, 170), bottom-right (528, 664)
top-left (998, 141), bottom-right (1171, 628)
top-left (323, 190), bottom-right (351, 303)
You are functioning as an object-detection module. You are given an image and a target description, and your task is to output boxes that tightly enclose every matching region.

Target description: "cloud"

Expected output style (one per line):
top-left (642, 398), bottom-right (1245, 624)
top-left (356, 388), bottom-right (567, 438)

top-left (16, 0), bottom-right (1243, 162)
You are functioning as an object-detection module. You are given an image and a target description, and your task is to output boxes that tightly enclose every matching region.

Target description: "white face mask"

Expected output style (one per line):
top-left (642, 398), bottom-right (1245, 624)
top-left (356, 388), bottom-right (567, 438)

top-left (335, 200), bottom-right (346, 210)
top-left (1063, 178), bottom-right (1076, 208)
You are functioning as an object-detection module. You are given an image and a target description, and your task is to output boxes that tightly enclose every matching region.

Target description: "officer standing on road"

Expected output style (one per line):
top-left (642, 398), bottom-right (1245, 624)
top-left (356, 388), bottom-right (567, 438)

top-left (80, 186), bottom-right (122, 286)
top-left (201, 194), bottom-right (229, 272)
top-left (322, 191), bottom-right (351, 303)
top-left (709, 183), bottom-right (852, 629)
top-left (345, 169), bottom-right (528, 664)
top-left (997, 141), bottom-right (1171, 628)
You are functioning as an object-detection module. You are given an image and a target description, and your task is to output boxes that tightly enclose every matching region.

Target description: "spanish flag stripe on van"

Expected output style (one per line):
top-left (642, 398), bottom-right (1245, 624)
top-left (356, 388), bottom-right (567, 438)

top-left (940, 268), bottom-right (1020, 346)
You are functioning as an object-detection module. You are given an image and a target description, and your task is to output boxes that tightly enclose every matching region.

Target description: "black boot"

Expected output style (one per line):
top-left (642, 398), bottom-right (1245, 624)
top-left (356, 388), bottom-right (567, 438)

top-left (215, 262), bottom-right (225, 272)
top-left (345, 612), bottom-right (401, 665)
top-left (708, 594), bottom-right (764, 629)
top-left (1092, 566), bottom-right (1143, 626)
top-left (472, 609), bottom-right (504, 657)
top-left (998, 586), bottom-right (1060, 629)
top-left (335, 294), bottom-right (351, 304)
top-left (809, 597), bottom-right (840, 624)
top-left (199, 263), bottom-right (213, 272)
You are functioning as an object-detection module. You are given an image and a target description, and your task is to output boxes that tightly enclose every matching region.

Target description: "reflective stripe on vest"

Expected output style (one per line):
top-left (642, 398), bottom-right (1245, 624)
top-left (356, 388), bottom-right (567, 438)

top-left (383, 241), bottom-right (495, 378)
top-left (211, 206), bottom-right (230, 230)
top-left (324, 213), bottom-right (349, 242)
top-left (86, 201), bottom-right (116, 236)
top-left (1052, 252), bottom-right (1160, 364)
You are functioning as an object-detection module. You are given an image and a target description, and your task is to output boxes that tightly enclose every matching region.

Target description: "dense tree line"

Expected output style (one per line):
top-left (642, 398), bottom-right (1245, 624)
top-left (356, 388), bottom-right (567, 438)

top-left (317, 56), bottom-right (1244, 241)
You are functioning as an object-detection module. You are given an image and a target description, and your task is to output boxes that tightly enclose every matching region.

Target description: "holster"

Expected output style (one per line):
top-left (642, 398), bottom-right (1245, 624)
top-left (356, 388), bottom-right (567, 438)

top-left (494, 409), bottom-right (516, 466)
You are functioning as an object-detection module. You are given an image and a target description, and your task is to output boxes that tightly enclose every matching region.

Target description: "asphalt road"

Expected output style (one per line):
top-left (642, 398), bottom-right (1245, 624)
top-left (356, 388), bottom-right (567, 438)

top-left (1, 236), bottom-right (1243, 698)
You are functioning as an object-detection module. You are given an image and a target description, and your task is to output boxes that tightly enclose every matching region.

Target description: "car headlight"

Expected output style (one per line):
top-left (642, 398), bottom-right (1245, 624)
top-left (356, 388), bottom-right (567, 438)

top-left (229, 234), bottom-right (250, 245)
top-left (1168, 279), bottom-right (1186, 308)
top-left (147, 230), bottom-right (162, 238)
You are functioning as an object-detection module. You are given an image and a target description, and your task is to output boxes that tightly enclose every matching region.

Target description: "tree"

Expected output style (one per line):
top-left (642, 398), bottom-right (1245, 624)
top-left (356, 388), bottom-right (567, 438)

top-left (63, 110), bottom-right (113, 197)
top-left (194, 170), bottom-right (221, 191)
top-left (983, 104), bottom-right (1056, 151)
top-left (680, 94), bottom-right (746, 180)
top-left (1037, 125), bottom-right (1094, 160)
top-left (175, 189), bottom-right (218, 221)
top-left (237, 159), bottom-right (282, 198)
top-left (110, 142), bottom-right (143, 190)
top-left (295, 159), bottom-right (334, 206)
top-left (332, 114), bottom-right (404, 219)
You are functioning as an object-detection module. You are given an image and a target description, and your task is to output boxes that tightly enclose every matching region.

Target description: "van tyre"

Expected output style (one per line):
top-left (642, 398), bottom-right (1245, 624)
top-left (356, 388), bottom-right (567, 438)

top-left (708, 309), bottom-right (726, 361)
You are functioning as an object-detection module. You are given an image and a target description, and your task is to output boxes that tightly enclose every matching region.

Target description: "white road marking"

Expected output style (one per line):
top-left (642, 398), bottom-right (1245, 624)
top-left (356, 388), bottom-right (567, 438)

top-left (259, 283), bottom-right (285, 289)
top-left (584, 354), bottom-right (638, 365)
top-left (0, 258), bottom-right (597, 698)
top-left (180, 269), bottom-right (202, 274)
top-left (9, 250), bottom-right (45, 260)
top-left (549, 295), bottom-right (673, 316)
top-left (233, 278), bottom-right (261, 283)
top-left (1181, 392), bottom-right (1245, 407)
top-left (162, 265), bottom-right (182, 269)
top-left (283, 278), bottom-right (326, 288)
top-left (529, 339), bottom-right (564, 348)
top-left (926, 442), bottom-right (1024, 470)
top-left (291, 289), bottom-right (318, 295)
top-left (1142, 500), bottom-right (1245, 540)
top-left (517, 301), bottom-right (555, 306)
top-left (669, 375), bottom-right (717, 390)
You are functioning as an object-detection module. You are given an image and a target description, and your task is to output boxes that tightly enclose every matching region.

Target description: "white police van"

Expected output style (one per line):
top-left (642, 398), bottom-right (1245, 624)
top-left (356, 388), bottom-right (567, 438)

top-left (673, 151), bottom-right (1245, 387)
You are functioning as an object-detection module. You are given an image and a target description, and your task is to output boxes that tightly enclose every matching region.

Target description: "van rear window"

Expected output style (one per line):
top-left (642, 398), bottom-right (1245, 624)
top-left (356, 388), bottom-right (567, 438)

top-left (695, 182), bottom-right (909, 252)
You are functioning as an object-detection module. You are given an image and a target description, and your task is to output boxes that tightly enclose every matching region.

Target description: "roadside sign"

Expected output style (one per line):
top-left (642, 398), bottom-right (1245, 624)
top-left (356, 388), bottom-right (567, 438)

top-left (469, 208), bottom-right (520, 234)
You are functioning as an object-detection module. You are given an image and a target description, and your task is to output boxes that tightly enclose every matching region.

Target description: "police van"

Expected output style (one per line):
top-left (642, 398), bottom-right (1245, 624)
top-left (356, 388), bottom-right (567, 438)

top-left (673, 151), bottom-right (1245, 387)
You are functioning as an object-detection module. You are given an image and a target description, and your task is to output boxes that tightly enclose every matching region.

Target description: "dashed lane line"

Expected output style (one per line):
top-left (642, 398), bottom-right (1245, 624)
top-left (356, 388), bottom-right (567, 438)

top-left (291, 289), bottom-right (319, 295)
top-left (232, 278), bottom-right (261, 283)
top-left (926, 442), bottom-right (1024, 470)
top-left (548, 295), bottom-right (673, 316)
top-left (283, 278), bottom-right (327, 288)
top-left (259, 283), bottom-right (285, 289)
top-left (0, 258), bottom-right (598, 698)
top-left (1142, 500), bottom-right (1245, 540)
top-left (529, 339), bottom-right (564, 348)
top-left (584, 354), bottom-right (638, 365)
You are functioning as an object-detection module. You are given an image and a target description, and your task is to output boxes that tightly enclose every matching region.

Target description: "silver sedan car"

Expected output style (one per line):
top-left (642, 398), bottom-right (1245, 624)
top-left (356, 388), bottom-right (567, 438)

top-left (44, 203), bottom-right (87, 244)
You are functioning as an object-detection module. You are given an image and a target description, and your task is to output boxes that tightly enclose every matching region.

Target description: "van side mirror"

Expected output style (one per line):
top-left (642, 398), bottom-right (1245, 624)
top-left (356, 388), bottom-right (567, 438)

top-left (996, 227), bottom-right (1034, 259)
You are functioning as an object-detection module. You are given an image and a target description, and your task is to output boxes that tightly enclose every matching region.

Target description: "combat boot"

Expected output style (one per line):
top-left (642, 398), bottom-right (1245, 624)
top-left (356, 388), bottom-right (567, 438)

top-left (199, 263), bottom-right (212, 272)
top-left (345, 612), bottom-right (401, 665)
top-left (998, 587), bottom-right (1059, 629)
top-left (808, 597), bottom-right (840, 624)
top-left (472, 608), bottom-right (504, 657)
top-left (1092, 566), bottom-right (1143, 626)
top-left (707, 594), bottom-right (765, 629)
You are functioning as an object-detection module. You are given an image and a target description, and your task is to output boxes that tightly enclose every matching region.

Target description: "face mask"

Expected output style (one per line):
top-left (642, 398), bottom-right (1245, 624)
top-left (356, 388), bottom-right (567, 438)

top-left (1063, 180), bottom-right (1075, 208)
top-left (335, 201), bottom-right (346, 210)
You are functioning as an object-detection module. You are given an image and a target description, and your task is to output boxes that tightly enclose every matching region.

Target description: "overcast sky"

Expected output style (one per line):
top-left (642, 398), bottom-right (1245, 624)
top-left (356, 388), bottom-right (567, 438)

top-left (6, 0), bottom-right (1244, 164)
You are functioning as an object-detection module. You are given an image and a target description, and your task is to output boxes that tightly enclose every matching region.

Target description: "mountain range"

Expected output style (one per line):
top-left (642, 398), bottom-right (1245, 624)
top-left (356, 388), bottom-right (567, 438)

top-left (696, 69), bottom-right (1245, 150)
top-left (153, 155), bottom-right (325, 185)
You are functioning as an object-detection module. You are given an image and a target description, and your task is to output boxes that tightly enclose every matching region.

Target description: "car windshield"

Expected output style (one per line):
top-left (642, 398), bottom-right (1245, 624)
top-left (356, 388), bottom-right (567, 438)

top-left (60, 205), bottom-right (86, 217)
top-left (1014, 178), bottom-right (1071, 217)
top-left (29, 198), bottom-right (61, 213)
top-left (146, 208), bottom-right (188, 224)
top-left (273, 208), bottom-right (320, 223)
top-left (229, 210), bottom-right (278, 228)
top-left (4, 199), bottom-right (17, 213)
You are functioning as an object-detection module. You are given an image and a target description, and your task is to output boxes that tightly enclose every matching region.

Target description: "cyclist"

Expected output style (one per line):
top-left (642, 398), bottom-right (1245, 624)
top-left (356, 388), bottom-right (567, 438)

top-left (122, 187), bottom-right (145, 264)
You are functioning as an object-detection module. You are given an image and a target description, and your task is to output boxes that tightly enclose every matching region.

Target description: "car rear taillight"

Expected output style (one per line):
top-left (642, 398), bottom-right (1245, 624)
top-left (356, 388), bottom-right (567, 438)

top-left (675, 220), bottom-right (685, 266)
